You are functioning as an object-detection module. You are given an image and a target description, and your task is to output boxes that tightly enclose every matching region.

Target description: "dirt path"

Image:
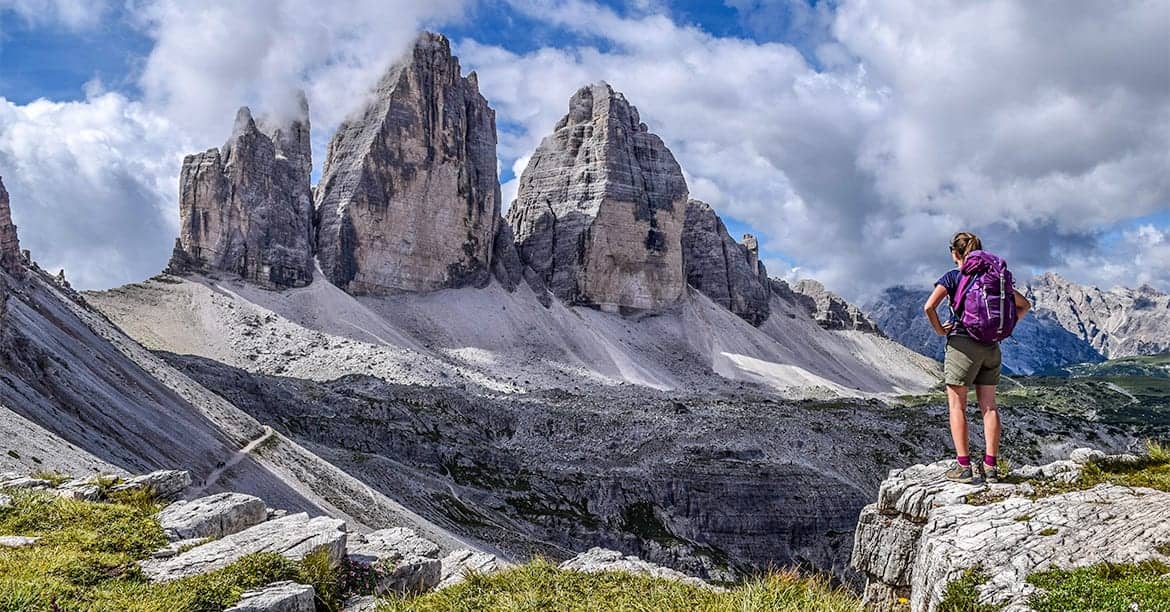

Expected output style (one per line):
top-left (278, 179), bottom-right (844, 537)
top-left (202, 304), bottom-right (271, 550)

top-left (191, 426), bottom-right (275, 496)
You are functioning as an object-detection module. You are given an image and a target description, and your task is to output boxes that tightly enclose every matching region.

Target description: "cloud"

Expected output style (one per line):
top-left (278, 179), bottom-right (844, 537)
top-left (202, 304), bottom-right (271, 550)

top-left (462, 0), bottom-right (1170, 300)
top-left (0, 0), bottom-right (109, 31)
top-left (0, 91), bottom-right (188, 288)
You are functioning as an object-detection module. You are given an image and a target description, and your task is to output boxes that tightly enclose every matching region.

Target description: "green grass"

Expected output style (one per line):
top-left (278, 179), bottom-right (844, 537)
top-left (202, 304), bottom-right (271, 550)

top-left (0, 491), bottom-right (347, 611)
top-left (1028, 560), bottom-right (1170, 612)
top-left (937, 567), bottom-right (997, 612)
top-left (376, 559), bottom-right (861, 612)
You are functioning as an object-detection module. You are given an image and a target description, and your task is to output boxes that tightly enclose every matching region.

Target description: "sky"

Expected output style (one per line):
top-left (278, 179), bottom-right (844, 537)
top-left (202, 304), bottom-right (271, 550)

top-left (0, 0), bottom-right (1167, 301)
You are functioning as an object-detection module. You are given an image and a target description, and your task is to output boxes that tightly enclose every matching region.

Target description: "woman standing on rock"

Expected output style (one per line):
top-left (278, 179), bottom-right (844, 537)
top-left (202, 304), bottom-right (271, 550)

top-left (924, 232), bottom-right (1031, 484)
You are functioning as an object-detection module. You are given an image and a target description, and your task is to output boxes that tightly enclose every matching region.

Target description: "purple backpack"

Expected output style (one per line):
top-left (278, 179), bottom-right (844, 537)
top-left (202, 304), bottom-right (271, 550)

top-left (953, 250), bottom-right (1019, 344)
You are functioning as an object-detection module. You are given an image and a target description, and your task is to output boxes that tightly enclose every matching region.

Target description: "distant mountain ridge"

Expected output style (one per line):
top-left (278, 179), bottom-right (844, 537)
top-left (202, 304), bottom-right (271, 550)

top-left (866, 273), bottom-right (1170, 374)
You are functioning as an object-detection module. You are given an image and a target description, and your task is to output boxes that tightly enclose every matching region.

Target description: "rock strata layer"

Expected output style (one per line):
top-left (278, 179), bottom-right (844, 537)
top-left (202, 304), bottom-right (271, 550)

top-left (141, 512), bottom-right (347, 581)
top-left (852, 450), bottom-right (1170, 612)
top-left (507, 82), bottom-right (688, 311)
top-left (156, 492), bottom-right (268, 540)
top-left (681, 199), bottom-right (770, 325)
top-left (0, 177), bottom-right (21, 274)
top-left (315, 32), bottom-right (501, 294)
top-left (169, 101), bottom-right (314, 289)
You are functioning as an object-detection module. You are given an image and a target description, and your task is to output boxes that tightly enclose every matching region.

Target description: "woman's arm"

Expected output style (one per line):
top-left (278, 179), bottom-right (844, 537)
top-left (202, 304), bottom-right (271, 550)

top-left (1014, 289), bottom-right (1031, 319)
top-left (924, 284), bottom-right (952, 336)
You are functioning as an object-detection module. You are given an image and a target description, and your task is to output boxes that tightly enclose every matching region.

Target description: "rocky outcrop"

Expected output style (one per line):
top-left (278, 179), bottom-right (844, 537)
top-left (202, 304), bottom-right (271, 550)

top-left (438, 549), bottom-right (505, 588)
top-left (315, 32), bottom-right (500, 295)
top-left (168, 99), bottom-right (314, 289)
top-left (225, 581), bottom-right (315, 612)
top-left (1026, 272), bottom-right (1170, 359)
top-left (852, 450), bottom-right (1170, 611)
top-left (110, 469), bottom-right (192, 501)
top-left (789, 278), bottom-right (881, 333)
top-left (0, 177), bottom-right (22, 274)
top-left (681, 199), bottom-right (770, 325)
top-left (560, 547), bottom-right (714, 590)
top-left (141, 512), bottom-right (347, 581)
top-left (156, 492), bottom-right (268, 540)
top-left (347, 527), bottom-right (443, 595)
top-left (507, 82), bottom-right (688, 312)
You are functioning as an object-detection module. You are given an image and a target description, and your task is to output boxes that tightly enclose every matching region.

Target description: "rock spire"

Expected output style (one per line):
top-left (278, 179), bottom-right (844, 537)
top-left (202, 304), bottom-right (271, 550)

top-left (507, 82), bottom-right (688, 311)
top-left (681, 199), bottom-right (771, 325)
top-left (168, 96), bottom-right (315, 289)
top-left (314, 32), bottom-right (501, 294)
top-left (0, 176), bottom-right (22, 274)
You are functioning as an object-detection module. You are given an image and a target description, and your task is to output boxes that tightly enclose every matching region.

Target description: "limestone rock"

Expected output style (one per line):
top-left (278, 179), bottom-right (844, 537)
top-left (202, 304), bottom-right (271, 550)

top-left (560, 547), bottom-right (713, 590)
top-left (0, 177), bottom-right (22, 274)
top-left (507, 82), bottom-right (688, 311)
top-left (346, 527), bottom-right (442, 595)
top-left (315, 32), bottom-right (500, 295)
top-left (225, 581), bottom-right (315, 612)
top-left (491, 222), bottom-right (523, 291)
top-left (791, 279), bottom-right (882, 334)
top-left (438, 549), bottom-right (505, 589)
top-left (0, 535), bottom-right (38, 548)
top-left (341, 595), bottom-right (378, 612)
top-left (141, 512), bottom-right (346, 581)
top-left (681, 199), bottom-right (770, 325)
top-left (1025, 272), bottom-right (1170, 358)
top-left (168, 99), bottom-right (314, 290)
top-left (156, 492), bottom-right (268, 540)
top-left (852, 452), bottom-right (1170, 611)
top-left (0, 493), bottom-right (10, 509)
top-left (110, 470), bottom-right (191, 501)
top-left (55, 478), bottom-right (103, 501)
top-left (0, 476), bottom-right (52, 490)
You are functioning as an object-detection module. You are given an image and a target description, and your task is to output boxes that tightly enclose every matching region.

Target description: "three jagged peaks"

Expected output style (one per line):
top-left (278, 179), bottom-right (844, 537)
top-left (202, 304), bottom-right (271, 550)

top-left (162, 31), bottom-right (816, 329)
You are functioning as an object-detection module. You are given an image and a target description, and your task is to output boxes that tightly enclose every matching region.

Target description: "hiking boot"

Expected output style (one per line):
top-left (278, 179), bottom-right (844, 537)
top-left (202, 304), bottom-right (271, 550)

top-left (945, 462), bottom-right (978, 484)
top-left (982, 462), bottom-right (1000, 484)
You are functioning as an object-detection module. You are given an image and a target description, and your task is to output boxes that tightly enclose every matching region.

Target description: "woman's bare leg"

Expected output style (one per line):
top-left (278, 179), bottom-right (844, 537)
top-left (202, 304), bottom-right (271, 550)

top-left (946, 384), bottom-right (969, 457)
top-left (976, 384), bottom-right (1001, 458)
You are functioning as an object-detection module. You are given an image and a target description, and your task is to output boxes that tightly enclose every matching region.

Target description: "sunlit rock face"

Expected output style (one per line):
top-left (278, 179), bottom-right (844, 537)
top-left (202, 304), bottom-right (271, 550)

top-left (314, 32), bottom-right (501, 295)
top-left (507, 82), bottom-right (688, 312)
top-left (169, 97), bottom-right (315, 290)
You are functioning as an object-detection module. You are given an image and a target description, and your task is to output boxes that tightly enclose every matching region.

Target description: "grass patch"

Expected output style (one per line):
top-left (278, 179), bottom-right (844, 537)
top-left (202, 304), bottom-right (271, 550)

top-left (937, 567), bottom-right (997, 612)
top-left (1028, 560), bottom-right (1170, 612)
top-left (30, 471), bottom-right (71, 487)
top-left (1038, 528), bottom-right (1058, 536)
top-left (376, 559), bottom-right (861, 612)
top-left (0, 491), bottom-right (346, 611)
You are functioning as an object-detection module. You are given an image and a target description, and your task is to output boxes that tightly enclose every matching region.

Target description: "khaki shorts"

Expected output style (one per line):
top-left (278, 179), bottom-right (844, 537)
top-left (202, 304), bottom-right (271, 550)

top-left (944, 335), bottom-right (1002, 387)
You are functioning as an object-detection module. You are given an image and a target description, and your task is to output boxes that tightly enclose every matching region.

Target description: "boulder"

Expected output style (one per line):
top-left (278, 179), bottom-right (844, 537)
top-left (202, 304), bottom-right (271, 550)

top-left (347, 527), bottom-right (442, 595)
top-left (438, 549), bottom-right (504, 589)
top-left (224, 581), bottom-right (315, 612)
top-left (141, 513), bottom-right (346, 581)
top-left (851, 453), bottom-right (1170, 611)
top-left (156, 492), bottom-right (268, 540)
top-left (0, 476), bottom-right (52, 490)
top-left (341, 595), bottom-right (378, 612)
top-left (110, 470), bottom-right (191, 501)
top-left (315, 32), bottom-right (501, 294)
top-left (168, 97), bottom-right (315, 290)
top-left (560, 547), bottom-right (712, 590)
top-left (681, 199), bottom-right (770, 325)
top-left (0, 536), bottom-right (38, 548)
top-left (0, 176), bottom-right (23, 274)
top-left (507, 82), bottom-right (689, 312)
top-left (55, 477), bottom-right (104, 501)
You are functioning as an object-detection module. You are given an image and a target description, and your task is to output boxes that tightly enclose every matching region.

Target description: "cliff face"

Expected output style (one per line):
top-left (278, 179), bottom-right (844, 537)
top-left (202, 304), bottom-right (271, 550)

top-left (681, 199), bottom-right (771, 326)
top-left (168, 100), bottom-right (315, 289)
top-left (1026, 272), bottom-right (1170, 359)
top-left (507, 82), bottom-right (688, 311)
top-left (852, 451), bottom-right (1170, 611)
top-left (0, 177), bottom-right (22, 275)
top-left (314, 32), bottom-right (501, 295)
top-left (783, 278), bottom-right (882, 334)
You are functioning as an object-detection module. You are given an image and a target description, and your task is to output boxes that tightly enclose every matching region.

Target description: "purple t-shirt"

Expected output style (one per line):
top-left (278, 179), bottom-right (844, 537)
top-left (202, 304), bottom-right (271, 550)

top-left (935, 269), bottom-right (969, 337)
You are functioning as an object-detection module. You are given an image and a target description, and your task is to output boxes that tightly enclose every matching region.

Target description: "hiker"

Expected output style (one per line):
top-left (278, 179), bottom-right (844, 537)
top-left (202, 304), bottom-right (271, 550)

top-left (924, 232), bottom-right (1032, 484)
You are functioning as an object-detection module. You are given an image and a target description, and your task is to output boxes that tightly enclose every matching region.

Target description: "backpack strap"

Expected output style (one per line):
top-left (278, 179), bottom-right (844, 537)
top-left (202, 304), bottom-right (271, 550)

top-left (953, 271), bottom-right (973, 319)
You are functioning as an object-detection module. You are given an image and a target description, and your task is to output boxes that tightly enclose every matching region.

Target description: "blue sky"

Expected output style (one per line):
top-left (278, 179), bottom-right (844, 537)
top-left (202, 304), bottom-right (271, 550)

top-left (1, 0), bottom-right (1167, 296)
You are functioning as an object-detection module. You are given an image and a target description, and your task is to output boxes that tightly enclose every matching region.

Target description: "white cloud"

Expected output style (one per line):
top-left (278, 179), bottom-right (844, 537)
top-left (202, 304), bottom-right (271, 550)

top-left (0, 92), bottom-right (188, 288)
top-left (462, 0), bottom-right (1170, 300)
top-left (0, 0), bottom-right (108, 31)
